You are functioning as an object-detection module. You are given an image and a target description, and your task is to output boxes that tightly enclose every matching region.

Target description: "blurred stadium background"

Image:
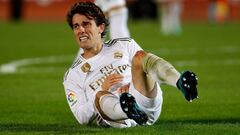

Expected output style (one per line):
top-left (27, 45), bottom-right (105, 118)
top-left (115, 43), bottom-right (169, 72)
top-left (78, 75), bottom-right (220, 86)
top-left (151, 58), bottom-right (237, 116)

top-left (0, 0), bottom-right (240, 134)
top-left (0, 0), bottom-right (240, 22)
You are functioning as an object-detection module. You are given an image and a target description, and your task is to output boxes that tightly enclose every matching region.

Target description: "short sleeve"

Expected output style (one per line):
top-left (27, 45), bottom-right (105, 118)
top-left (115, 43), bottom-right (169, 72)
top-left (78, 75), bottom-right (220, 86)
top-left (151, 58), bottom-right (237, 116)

top-left (127, 39), bottom-right (143, 59)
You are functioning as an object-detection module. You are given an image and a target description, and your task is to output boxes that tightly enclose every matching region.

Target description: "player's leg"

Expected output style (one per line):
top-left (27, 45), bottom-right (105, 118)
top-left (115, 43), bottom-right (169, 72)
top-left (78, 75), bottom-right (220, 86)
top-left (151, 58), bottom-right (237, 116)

top-left (127, 82), bottom-right (163, 125)
top-left (123, 51), bottom-right (179, 125)
top-left (109, 7), bottom-right (130, 39)
top-left (119, 50), bottom-right (196, 125)
top-left (137, 51), bottom-right (198, 102)
top-left (132, 51), bottom-right (180, 97)
top-left (131, 51), bottom-right (157, 98)
top-left (158, 1), bottom-right (171, 35)
top-left (95, 91), bottom-right (127, 122)
top-left (95, 87), bottom-right (148, 126)
top-left (169, 0), bottom-right (182, 35)
top-left (123, 48), bottom-right (197, 126)
top-left (94, 51), bottom-right (181, 126)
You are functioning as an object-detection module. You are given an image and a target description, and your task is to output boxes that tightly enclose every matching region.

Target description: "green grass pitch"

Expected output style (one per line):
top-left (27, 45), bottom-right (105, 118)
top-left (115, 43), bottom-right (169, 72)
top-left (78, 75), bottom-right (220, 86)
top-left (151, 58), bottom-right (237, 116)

top-left (0, 20), bottom-right (240, 135)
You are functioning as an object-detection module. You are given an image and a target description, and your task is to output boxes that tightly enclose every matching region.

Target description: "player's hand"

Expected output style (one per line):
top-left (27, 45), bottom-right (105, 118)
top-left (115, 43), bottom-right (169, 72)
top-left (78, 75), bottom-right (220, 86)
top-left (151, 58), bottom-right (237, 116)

top-left (176, 70), bottom-right (198, 102)
top-left (101, 74), bottom-right (123, 91)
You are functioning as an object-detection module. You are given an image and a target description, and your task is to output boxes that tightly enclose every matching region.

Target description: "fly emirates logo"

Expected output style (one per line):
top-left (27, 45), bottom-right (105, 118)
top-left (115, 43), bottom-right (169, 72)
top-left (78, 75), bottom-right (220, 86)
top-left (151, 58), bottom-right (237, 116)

top-left (89, 64), bottom-right (130, 91)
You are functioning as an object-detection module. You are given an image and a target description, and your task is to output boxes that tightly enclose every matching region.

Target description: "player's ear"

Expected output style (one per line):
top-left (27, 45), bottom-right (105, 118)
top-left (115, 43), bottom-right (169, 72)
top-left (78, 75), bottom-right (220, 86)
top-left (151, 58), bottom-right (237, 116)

top-left (98, 23), bottom-right (105, 34)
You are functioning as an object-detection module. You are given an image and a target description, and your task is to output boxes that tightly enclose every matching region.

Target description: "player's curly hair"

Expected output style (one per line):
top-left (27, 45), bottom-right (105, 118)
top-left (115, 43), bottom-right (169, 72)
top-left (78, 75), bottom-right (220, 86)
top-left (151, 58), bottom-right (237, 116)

top-left (66, 2), bottom-right (109, 38)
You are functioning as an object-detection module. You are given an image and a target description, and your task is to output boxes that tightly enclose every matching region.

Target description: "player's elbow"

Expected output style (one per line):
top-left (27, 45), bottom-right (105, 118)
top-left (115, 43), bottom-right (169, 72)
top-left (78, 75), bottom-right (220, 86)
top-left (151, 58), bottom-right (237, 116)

top-left (77, 117), bottom-right (90, 125)
top-left (73, 110), bottom-right (94, 125)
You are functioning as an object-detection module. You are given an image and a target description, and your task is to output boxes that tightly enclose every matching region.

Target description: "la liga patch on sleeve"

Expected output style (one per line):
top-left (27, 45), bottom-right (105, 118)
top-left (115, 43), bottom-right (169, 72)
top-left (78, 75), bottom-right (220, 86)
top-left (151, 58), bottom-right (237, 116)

top-left (67, 92), bottom-right (78, 107)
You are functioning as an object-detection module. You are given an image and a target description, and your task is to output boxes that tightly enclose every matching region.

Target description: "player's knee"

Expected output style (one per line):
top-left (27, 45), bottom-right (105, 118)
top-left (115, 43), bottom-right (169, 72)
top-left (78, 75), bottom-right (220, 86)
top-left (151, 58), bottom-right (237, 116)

top-left (95, 91), bottom-right (115, 121)
top-left (134, 50), bottom-right (146, 58)
top-left (95, 91), bottom-right (111, 112)
top-left (132, 50), bottom-right (147, 69)
top-left (95, 91), bottom-right (109, 105)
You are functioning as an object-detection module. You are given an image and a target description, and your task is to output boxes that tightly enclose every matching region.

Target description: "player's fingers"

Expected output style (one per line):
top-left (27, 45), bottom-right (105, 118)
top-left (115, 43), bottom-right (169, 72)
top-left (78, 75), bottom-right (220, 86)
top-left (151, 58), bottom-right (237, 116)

top-left (109, 81), bottom-right (123, 87)
top-left (109, 77), bottom-right (123, 84)
top-left (108, 74), bottom-right (124, 80)
top-left (102, 79), bottom-right (117, 91)
top-left (109, 79), bottom-right (123, 86)
top-left (104, 75), bottom-right (122, 83)
top-left (101, 83), bottom-right (109, 91)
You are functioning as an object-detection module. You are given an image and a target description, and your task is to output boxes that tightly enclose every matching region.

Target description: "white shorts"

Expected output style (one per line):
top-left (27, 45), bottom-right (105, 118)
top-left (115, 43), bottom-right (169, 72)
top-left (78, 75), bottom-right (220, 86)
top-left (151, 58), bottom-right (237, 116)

top-left (129, 82), bottom-right (163, 125)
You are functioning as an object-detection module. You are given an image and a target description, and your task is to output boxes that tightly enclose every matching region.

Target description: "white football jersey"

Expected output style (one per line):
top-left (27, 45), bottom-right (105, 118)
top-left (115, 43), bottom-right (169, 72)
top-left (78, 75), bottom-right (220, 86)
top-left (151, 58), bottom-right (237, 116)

top-left (63, 38), bottom-right (142, 125)
top-left (95, 0), bottom-right (126, 12)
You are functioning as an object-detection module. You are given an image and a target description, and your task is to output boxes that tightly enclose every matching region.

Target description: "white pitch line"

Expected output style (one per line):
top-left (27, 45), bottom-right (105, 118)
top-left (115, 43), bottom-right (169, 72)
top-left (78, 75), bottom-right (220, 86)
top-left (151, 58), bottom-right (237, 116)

top-left (1, 56), bottom-right (240, 74)
top-left (148, 45), bottom-right (240, 55)
top-left (0, 55), bottom-right (73, 74)
top-left (173, 59), bottom-right (240, 67)
top-left (0, 45), bottom-right (239, 74)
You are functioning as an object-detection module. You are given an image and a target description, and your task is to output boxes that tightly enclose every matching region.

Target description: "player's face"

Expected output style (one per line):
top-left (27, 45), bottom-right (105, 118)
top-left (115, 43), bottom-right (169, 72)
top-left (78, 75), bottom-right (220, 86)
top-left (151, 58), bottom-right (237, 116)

top-left (72, 13), bottom-right (104, 51)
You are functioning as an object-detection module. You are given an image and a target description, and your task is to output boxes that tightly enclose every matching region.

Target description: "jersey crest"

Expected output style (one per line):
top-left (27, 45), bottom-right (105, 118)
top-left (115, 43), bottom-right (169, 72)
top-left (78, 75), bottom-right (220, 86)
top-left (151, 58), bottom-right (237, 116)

top-left (114, 52), bottom-right (123, 59)
top-left (81, 62), bottom-right (91, 73)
